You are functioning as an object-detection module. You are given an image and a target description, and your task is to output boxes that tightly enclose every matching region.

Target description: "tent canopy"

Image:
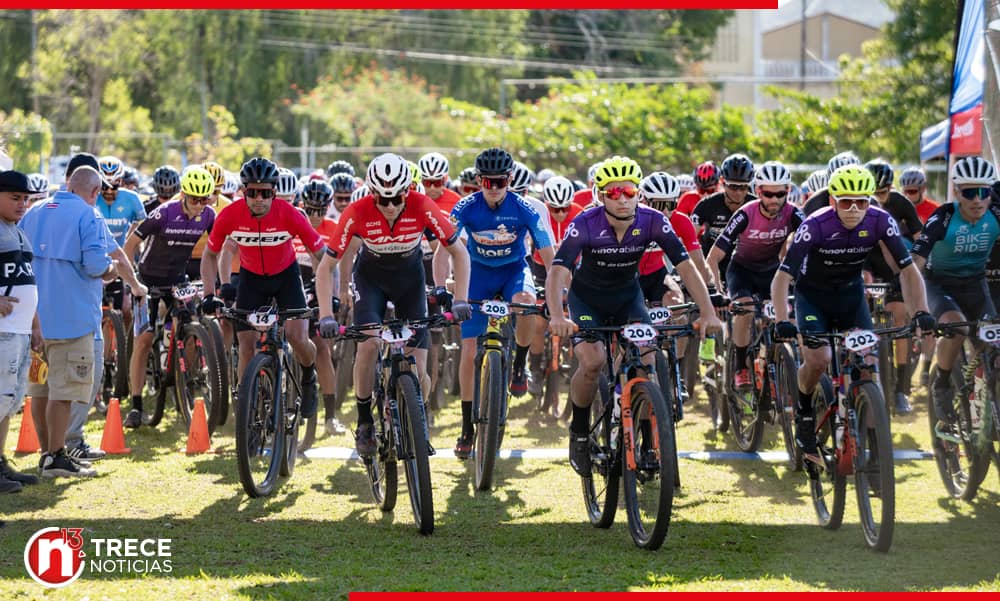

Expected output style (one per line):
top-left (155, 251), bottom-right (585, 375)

top-left (921, 118), bottom-right (950, 161)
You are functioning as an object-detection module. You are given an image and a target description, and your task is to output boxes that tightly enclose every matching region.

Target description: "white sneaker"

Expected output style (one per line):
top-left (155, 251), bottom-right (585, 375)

top-left (325, 417), bottom-right (347, 437)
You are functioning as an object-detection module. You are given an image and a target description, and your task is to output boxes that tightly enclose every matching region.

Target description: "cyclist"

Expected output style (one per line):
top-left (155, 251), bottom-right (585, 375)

top-left (275, 168), bottom-right (300, 204)
top-left (200, 157), bottom-right (324, 421)
top-left (121, 167), bottom-right (140, 192)
top-left (546, 156), bottom-right (723, 475)
top-left (676, 174), bottom-right (696, 195)
top-left (97, 156), bottom-right (146, 329)
top-left (771, 165), bottom-right (933, 462)
top-left (803, 151), bottom-right (862, 216)
top-left (326, 160), bottom-right (355, 180)
top-left (314, 152), bottom-right (472, 457)
top-left (910, 156), bottom-right (1000, 441)
top-left (26, 173), bottom-right (49, 204)
top-left (510, 161), bottom-right (556, 245)
top-left (437, 147), bottom-right (554, 459)
top-left (458, 167), bottom-right (479, 196)
top-left (418, 152), bottom-right (462, 214)
top-left (572, 162), bottom-right (603, 209)
top-left (185, 162), bottom-right (234, 281)
top-left (787, 184), bottom-right (804, 208)
top-left (801, 169), bottom-right (829, 204)
top-left (691, 153), bottom-right (756, 286)
top-left (899, 166), bottom-right (939, 223)
top-left (707, 161), bottom-right (804, 391)
top-left (326, 173), bottom-right (357, 221)
top-left (121, 166), bottom-right (217, 428)
top-left (677, 160), bottom-right (721, 216)
top-left (146, 165), bottom-right (181, 213)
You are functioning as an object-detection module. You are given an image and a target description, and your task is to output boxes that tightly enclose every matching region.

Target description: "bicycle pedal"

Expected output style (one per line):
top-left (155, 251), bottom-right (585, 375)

top-left (427, 443), bottom-right (436, 456)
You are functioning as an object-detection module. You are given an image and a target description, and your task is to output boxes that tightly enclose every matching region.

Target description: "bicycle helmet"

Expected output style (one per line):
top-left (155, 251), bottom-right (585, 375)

top-left (543, 176), bottom-right (575, 208)
top-left (537, 168), bottom-right (557, 185)
top-left (593, 156), bottom-right (642, 188)
top-left (951, 156), bottom-right (998, 186)
top-left (406, 160), bottom-right (422, 187)
top-left (326, 160), bottom-right (355, 179)
top-left (180, 166), bottom-right (215, 197)
top-left (275, 167), bottom-right (299, 197)
top-left (98, 155), bottom-right (125, 183)
top-left (351, 184), bottom-right (369, 202)
top-left (639, 172), bottom-right (681, 201)
top-left (26, 172), bottom-right (49, 195)
top-left (240, 157), bottom-right (279, 186)
top-left (121, 167), bottom-right (140, 189)
top-left (221, 172), bottom-right (240, 197)
top-left (587, 162), bottom-right (603, 184)
top-left (301, 180), bottom-right (334, 208)
top-left (828, 165), bottom-right (876, 197)
top-left (787, 184), bottom-right (804, 207)
top-left (572, 179), bottom-right (587, 192)
top-left (366, 153), bottom-right (412, 197)
top-left (803, 169), bottom-right (829, 194)
top-left (152, 165), bottom-right (181, 198)
top-left (475, 147), bottom-right (515, 176)
top-left (898, 166), bottom-right (927, 188)
top-left (459, 167), bottom-right (478, 186)
top-left (417, 152), bottom-right (449, 180)
top-left (754, 161), bottom-right (792, 186)
top-left (510, 161), bottom-right (534, 193)
top-left (202, 161), bottom-right (226, 189)
top-left (329, 172), bottom-right (357, 194)
top-left (865, 159), bottom-right (894, 190)
top-left (720, 153), bottom-right (754, 183)
top-left (694, 161), bottom-right (721, 189)
top-left (676, 174), bottom-right (696, 193)
top-left (827, 151), bottom-right (861, 175)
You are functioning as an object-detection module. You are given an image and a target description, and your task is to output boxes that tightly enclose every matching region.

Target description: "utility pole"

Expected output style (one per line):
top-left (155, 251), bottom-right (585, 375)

top-left (800, 0), bottom-right (808, 90)
top-left (31, 10), bottom-right (39, 114)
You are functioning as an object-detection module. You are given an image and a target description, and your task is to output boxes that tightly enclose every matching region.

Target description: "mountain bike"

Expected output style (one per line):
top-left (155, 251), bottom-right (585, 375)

top-left (648, 302), bottom-right (697, 489)
top-left (536, 290), bottom-right (574, 420)
top-left (96, 297), bottom-right (130, 414)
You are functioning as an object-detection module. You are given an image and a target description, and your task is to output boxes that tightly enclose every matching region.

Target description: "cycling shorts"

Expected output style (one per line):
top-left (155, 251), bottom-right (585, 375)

top-left (235, 262), bottom-right (308, 332)
top-left (568, 278), bottom-right (650, 345)
top-left (795, 280), bottom-right (872, 339)
top-left (530, 259), bottom-right (547, 289)
top-left (726, 262), bottom-right (776, 301)
top-left (352, 258), bottom-right (429, 349)
top-left (462, 259), bottom-right (535, 339)
top-left (639, 266), bottom-right (669, 305)
top-left (103, 278), bottom-right (126, 311)
top-left (926, 273), bottom-right (995, 321)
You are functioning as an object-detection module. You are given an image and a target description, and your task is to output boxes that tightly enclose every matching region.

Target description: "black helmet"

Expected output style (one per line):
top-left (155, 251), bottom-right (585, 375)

top-left (459, 167), bottom-right (478, 185)
top-left (326, 160), bottom-right (355, 178)
top-left (475, 147), bottom-right (514, 176)
top-left (121, 166), bottom-right (140, 188)
top-left (240, 157), bottom-right (279, 186)
top-left (864, 159), bottom-right (895, 190)
top-left (301, 180), bottom-right (334, 208)
top-left (152, 165), bottom-right (181, 198)
top-left (721, 153), bottom-right (754, 183)
top-left (329, 172), bottom-right (357, 194)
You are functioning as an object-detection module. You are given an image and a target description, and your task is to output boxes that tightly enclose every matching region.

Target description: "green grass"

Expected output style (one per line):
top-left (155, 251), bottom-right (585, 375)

top-left (2, 381), bottom-right (999, 598)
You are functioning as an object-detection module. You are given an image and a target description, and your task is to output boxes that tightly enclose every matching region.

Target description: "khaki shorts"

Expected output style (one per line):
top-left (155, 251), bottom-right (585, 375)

top-left (26, 333), bottom-right (95, 404)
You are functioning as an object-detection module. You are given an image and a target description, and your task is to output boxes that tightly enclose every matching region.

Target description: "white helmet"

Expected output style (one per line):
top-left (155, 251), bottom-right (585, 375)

top-left (510, 161), bottom-right (534, 193)
top-left (754, 161), bottom-right (792, 186)
top-left (639, 172), bottom-right (681, 201)
top-left (417, 152), bottom-right (449, 180)
top-left (366, 153), bottom-right (412, 197)
top-left (26, 173), bottom-right (49, 195)
top-left (827, 151), bottom-right (861, 175)
top-left (787, 184), bottom-right (803, 207)
top-left (275, 168), bottom-right (299, 197)
top-left (221, 172), bottom-right (240, 196)
top-left (675, 173), bottom-right (696, 193)
top-left (98, 155), bottom-right (125, 183)
top-left (951, 156), bottom-right (998, 186)
top-left (350, 183), bottom-right (370, 203)
top-left (543, 176), bottom-right (575, 208)
top-left (803, 169), bottom-right (829, 194)
top-left (537, 168), bottom-right (557, 184)
top-left (587, 162), bottom-right (603, 184)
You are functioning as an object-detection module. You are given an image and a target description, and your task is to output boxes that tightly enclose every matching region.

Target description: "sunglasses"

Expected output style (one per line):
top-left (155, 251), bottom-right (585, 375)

top-left (959, 186), bottom-right (992, 200)
top-left (903, 187), bottom-right (921, 195)
top-left (188, 194), bottom-right (211, 204)
top-left (423, 178), bottom-right (446, 187)
top-left (601, 185), bottom-right (639, 200)
top-left (836, 196), bottom-right (870, 210)
top-left (479, 176), bottom-right (509, 190)
top-left (333, 195), bottom-right (352, 203)
top-left (759, 190), bottom-right (788, 199)
top-left (651, 200), bottom-right (678, 212)
top-left (245, 188), bottom-right (275, 199)
top-left (461, 186), bottom-right (480, 195)
top-left (725, 183), bottom-right (750, 191)
top-left (874, 187), bottom-right (891, 196)
top-left (376, 194), bottom-right (405, 207)
top-left (550, 206), bottom-right (570, 214)
top-left (305, 207), bottom-right (326, 216)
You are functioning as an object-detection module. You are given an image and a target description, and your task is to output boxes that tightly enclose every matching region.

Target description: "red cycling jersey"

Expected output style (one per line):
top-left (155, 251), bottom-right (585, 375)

top-left (207, 197), bottom-right (324, 277)
top-left (914, 197), bottom-right (940, 224)
top-left (294, 217), bottom-right (338, 267)
top-left (432, 188), bottom-right (462, 215)
top-left (327, 191), bottom-right (458, 260)
top-left (675, 190), bottom-right (702, 216)
top-left (572, 188), bottom-right (595, 209)
top-left (639, 211), bottom-right (700, 276)
top-left (533, 203), bottom-right (583, 264)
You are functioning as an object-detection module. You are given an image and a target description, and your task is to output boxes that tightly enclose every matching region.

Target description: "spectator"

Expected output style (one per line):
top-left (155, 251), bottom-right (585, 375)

top-left (0, 170), bottom-right (42, 492)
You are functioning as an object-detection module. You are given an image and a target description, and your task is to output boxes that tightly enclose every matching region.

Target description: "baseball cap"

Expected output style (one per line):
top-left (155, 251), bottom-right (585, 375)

top-left (0, 170), bottom-right (32, 194)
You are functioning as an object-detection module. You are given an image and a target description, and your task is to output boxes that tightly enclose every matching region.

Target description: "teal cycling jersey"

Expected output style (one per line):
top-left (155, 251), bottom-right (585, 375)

top-left (449, 190), bottom-right (552, 267)
top-left (911, 203), bottom-right (1000, 278)
top-left (97, 188), bottom-right (146, 246)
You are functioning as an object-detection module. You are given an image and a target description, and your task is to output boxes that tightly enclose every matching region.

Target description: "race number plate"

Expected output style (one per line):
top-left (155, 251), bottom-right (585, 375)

top-left (173, 285), bottom-right (200, 301)
top-left (844, 329), bottom-right (878, 353)
top-left (381, 326), bottom-right (414, 343)
top-left (762, 302), bottom-right (777, 320)
top-left (248, 311), bottom-right (278, 331)
top-left (649, 307), bottom-right (672, 325)
top-left (622, 323), bottom-right (657, 345)
top-left (867, 286), bottom-right (886, 298)
top-left (481, 300), bottom-right (509, 319)
top-left (978, 323), bottom-right (1000, 346)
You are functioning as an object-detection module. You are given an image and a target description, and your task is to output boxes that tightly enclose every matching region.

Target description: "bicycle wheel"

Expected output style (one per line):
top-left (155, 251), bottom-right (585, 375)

top-left (706, 340), bottom-right (728, 433)
top-left (334, 337), bottom-right (356, 406)
top-left (475, 351), bottom-right (504, 491)
top-left (172, 321), bottom-right (222, 435)
top-left (727, 343), bottom-right (764, 453)
top-left (929, 366), bottom-right (990, 500)
top-left (142, 336), bottom-right (167, 427)
top-left (280, 359), bottom-right (302, 477)
top-left (202, 316), bottom-right (230, 426)
top-left (622, 380), bottom-right (676, 550)
top-left (681, 348), bottom-right (699, 404)
top-left (853, 381), bottom-right (895, 552)
top-left (809, 374), bottom-right (846, 530)
top-left (99, 308), bottom-right (129, 413)
top-left (365, 394), bottom-right (398, 511)
top-left (654, 350), bottom-right (681, 489)
top-left (538, 337), bottom-right (554, 413)
top-left (235, 353), bottom-right (283, 498)
top-left (582, 371), bottom-right (620, 528)
top-left (398, 372), bottom-right (434, 534)
top-left (776, 344), bottom-right (803, 472)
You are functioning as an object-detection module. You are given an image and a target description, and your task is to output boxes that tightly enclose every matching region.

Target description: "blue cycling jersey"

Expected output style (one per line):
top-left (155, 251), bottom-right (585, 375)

top-left (911, 203), bottom-right (1000, 278)
top-left (450, 191), bottom-right (552, 267)
top-left (97, 188), bottom-right (146, 246)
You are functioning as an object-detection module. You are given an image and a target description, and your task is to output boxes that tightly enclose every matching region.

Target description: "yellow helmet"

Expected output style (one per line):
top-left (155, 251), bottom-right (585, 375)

top-left (594, 156), bottom-right (642, 188)
top-left (202, 161), bottom-right (226, 188)
top-left (828, 165), bottom-right (876, 198)
top-left (181, 166), bottom-right (216, 197)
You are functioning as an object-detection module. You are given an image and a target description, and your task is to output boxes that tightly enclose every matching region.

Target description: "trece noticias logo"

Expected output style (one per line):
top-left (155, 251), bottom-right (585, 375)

top-left (24, 527), bottom-right (174, 588)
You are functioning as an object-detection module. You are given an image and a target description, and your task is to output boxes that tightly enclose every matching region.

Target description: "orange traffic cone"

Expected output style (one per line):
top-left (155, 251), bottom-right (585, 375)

top-left (100, 397), bottom-right (132, 455)
top-left (14, 396), bottom-right (40, 454)
top-left (185, 397), bottom-right (211, 454)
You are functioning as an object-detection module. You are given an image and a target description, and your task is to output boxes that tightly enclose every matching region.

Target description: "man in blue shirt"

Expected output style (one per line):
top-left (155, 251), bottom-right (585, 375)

top-left (433, 147), bottom-right (554, 458)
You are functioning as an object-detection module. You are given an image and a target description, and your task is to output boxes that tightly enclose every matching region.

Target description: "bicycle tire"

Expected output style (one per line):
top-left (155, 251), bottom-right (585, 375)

top-left (235, 353), bottom-right (283, 498)
top-left (582, 371), bottom-right (620, 528)
top-left (776, 344), bottom-right (803, 472)
top-left (706, 339), bottom-right (728, 433)
top-left (622, 380), bottom-right (676, 550)
top-left (809, 374), bottom-right (845, 530)
top-left (928, 365), bottom-right (989, 500)
top-left (172, 321), bottom-right (222, 435)
top-left (538, 337), bottom-right (554, 413)
top-left (853, 381), bottom-right (895, 552)
top-left (142, 335), bottom-right (167, 428)
top-left (681, 348), bottom-right (699, 404)
top-left (877, 334), bottom-right (896, 411)
top-left (398, 372), bottom-right (434, 534)
top-left (366, 392), bottom-right (398, 511)
top-left (280, 359), bottom-right (302, 477)
top-left (727, 342), bottom-right (764, 453)
top-left (334, 338), bottom-right (356, 406)
top-left (475, 350), bottom-right (504, 491)
top-left (202, 316), bottom-right (230, 426)
top-left (552, 354), bottom-right (577, 421)
top-left (103, 308), bottom-right (130, 411)
top-left (654, 350), bottom-right (681, 489)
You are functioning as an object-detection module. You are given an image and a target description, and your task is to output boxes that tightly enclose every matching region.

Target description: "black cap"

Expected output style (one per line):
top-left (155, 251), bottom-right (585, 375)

top-left (0, 170), bottom-right (32, 194)
top-left (66, 152), bottom-right (100, 177)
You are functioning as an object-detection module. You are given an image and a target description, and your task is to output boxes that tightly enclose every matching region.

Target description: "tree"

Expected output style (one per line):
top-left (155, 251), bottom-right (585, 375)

top-left (183, 105), bottom-right (273, 170)
top-left (0, 11), bottom-right (32, 112)
top-left (0, 109), bottom-right (53, 173)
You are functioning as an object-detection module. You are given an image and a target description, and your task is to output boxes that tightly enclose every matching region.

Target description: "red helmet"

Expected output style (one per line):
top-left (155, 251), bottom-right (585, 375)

top-left (694, 161), bottom-right (721, 190)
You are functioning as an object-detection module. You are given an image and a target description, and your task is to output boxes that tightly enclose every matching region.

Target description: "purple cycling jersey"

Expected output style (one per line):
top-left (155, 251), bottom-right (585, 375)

top-left (135, 199), bottom-right (215, 284)
top-left (778, 205), bottom-right (911, 289)
top-left (553, 205), bottom-right (690, 289)
top-left (712, 200), bottom-right (804, 271)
